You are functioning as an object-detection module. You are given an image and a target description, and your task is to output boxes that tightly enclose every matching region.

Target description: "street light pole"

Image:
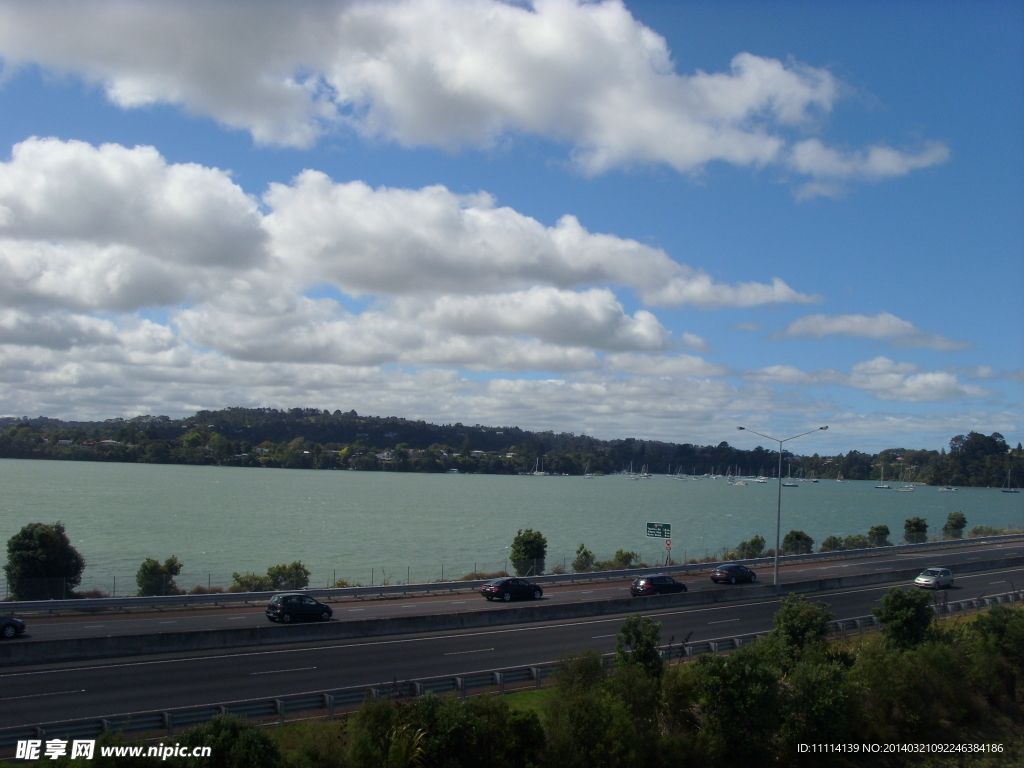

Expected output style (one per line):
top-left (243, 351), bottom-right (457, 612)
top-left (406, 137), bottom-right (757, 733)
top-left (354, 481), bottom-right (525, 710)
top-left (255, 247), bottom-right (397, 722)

top-left (737, 425), bottom-right (828, 592)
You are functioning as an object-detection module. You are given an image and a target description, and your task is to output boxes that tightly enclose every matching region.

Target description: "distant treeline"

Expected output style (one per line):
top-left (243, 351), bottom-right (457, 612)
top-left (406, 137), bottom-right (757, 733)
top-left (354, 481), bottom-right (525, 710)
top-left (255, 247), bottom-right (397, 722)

top-left (1, 408), bottom-right (1021, 487)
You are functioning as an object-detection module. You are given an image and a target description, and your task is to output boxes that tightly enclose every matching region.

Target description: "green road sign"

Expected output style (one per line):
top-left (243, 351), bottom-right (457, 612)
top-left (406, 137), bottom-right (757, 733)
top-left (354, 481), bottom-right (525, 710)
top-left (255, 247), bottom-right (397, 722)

top-left (646, 522), bottom-right (671, 538)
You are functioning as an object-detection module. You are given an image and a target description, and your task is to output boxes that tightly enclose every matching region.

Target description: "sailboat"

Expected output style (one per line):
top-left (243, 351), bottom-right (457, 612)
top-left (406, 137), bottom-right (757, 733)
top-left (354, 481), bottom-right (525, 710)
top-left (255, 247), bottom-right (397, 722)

top-left (583, 461), bottom-right (595, 479)
top-left (782, 462), bottom-right (798, 487)
top-left (626, 461), bottom-right (640, 480)
top-left (1003, 469), bottom-right (1021, 493)
top-left (532, 457), bottom-right (548, 476)
top-left (875, 464), bottom-right (891, 490)
top-left (894, 469), bottom-right (915, 492)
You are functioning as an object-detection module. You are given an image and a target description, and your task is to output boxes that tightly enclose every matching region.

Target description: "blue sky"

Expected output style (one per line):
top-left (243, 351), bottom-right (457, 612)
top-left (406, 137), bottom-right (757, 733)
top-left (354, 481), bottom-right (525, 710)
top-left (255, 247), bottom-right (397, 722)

top-left (0, 0), bottom-right (1020, 453)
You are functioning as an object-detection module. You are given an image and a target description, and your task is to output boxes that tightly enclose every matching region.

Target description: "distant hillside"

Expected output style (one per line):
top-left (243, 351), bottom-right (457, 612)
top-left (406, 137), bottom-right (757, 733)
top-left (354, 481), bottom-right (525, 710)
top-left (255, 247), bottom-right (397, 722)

top-left (1, 408), bottom-right (1020, 486)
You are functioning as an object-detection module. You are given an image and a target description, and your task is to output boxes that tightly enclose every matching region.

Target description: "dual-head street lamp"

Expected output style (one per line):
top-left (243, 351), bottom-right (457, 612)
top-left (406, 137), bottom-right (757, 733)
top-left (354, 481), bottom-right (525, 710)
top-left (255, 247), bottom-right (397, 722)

top-left (736, 425), bottom-right (828, 592)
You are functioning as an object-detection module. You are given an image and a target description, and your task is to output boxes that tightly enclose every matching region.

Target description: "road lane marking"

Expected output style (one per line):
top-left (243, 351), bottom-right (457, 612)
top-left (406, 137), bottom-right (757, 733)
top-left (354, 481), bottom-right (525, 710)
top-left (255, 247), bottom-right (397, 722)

top-left (444, 648), bottom-right (493, 656)
top-left (251, 667), bottom-right (316, 675)
top-left (1, 689), bottom-right (85, 701)
top-left (348, 609), bottom-right (364, 612)
top-left (84, 624), bottom-right (105, 628)
top-left (226, 617), bottom-right (246, 620)
top-left (591, 634), bottom-right (616, 639)
top-left (158, 621), bottom-right (177, 624)
top-left (451, 601), bottom-right (467, 604)
top-left (708, 618), bottom-right (740, 624)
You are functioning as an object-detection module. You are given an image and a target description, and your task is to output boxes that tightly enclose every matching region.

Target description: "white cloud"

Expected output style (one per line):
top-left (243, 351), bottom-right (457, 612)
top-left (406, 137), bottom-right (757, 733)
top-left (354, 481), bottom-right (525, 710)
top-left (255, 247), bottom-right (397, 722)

top-left (262, 170), bottom-right (811, 307)
top-left (743, 357), bottom-right (991, 402)
top-left (604, 353), bottom-right (727, 377)
top-left (779, 312), bottom-right (970, 351)
top-left (0, 0), bottom-right (945, 187)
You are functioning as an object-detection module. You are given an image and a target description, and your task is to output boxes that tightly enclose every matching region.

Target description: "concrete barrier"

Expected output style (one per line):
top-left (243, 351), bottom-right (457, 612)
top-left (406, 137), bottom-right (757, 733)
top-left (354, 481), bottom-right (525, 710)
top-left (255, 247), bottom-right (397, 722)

top-left (2, 555), bottom-right (1022, 667)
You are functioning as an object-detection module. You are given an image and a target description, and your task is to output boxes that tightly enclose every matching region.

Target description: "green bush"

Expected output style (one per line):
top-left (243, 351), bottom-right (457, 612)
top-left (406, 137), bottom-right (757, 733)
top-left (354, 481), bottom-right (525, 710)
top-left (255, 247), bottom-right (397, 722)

top-left (571, 543), bottom-right (595, 572)
top-left (4, 521), bottom-right (86, 600)
top-left (510, 528), bottom-right (547, 576)
top-left (904, 516), bottom-right (928, 545)
top-left (735, 534), bottom-right (766, 559)
top-left (867, 525), bottom-right (891, 547)
top-left (942, 511), bottom-right (967, 539)
top-left (782, 529), bottom-right (814, 555)
top-left (874, 587), bottom-right (932, 649)
top-left (136, 556), bottom-right (183, 596)
top-left (819, 535), bottom-right (844, 552)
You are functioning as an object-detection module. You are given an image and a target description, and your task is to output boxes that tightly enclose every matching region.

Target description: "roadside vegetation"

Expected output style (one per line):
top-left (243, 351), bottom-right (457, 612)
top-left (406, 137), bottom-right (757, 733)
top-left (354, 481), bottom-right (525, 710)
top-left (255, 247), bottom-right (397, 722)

top-left (2, 409), bottom-right (1022, 487)
top-left (8, 598), bottom-right (1023, 767)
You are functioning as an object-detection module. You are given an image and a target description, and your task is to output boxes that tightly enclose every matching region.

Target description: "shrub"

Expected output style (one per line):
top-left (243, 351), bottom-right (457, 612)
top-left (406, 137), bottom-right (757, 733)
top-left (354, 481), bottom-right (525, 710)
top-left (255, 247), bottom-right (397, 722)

top-left (615, 614), bottom-right (664, 679)
top-left (510, 528), bottom-right (547, 575)
top-left (874, 587), bottom-right (932, 649)
top-left (867, 525), bottom-right (892, 547)
top-left (572, 543), bottom-right (596, 572)
top-left (843, 534), bottom-right (869, 550)
top-left (735, 534), bottom-right (766, 559)
top-left (267, 561), bottom-right (310, 590)
top-left (230, 572), bottom-right (273, 592)
top-left (782, 530), bottom-right (814, 555)
top-left (4, 521), bottom-right (86, 600)
top-left (771, 594), bottom-right (835, 659)
top-left (942, 511), bottom-right (967, 539)
top-left (136, 556), bottom-right (183, 596)
top-left (819, 535), bottom-right (844, 552)
top-left (903, 516), bottom-right (928, 545)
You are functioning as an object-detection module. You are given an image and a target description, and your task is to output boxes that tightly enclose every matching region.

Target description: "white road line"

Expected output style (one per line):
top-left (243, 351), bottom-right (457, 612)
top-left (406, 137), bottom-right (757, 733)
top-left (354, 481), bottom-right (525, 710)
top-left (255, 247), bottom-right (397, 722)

top-left (1, 689), bottom-right (85, 701)
top-left (158, 621), bottom-right (177, 624)
top-left (84, 624), bottom-right (105, 628)
top-left (348, 608), bottom-right (364, 612)
top-left (226, 617), bottom-right (246, 620)
top-left (400, 604), bottom-right (417, 608)
top-left (443, 648), bottom-right (493, 656)
top-left (451, 601), bottom-right (467, 604)
top-left (251, 667), bottom-right (316, 675)
top-left (708, 618), bottom-right (740, 624)
top-left (581, 590), bottom-right (594, 594)
top-left (591, 634), bottom-right (617, 639)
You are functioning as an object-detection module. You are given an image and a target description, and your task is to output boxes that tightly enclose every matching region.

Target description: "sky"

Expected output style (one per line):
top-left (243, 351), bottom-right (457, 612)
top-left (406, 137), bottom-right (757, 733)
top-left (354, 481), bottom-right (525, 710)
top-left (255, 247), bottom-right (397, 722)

top-left (0, 0), bottom-right (1021, 454)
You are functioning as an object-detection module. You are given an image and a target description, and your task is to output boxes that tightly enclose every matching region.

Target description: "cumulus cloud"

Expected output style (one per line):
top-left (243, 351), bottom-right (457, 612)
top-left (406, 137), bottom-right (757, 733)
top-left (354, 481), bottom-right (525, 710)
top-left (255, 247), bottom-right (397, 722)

top-left (262, 170), bottom-right (811, 307)
top-left (779, 312), bottom-right (971, 351)
top-left (790, 139), bottom-right (950, 198)
top-left (745, 356), bottom-right (990, 402)
top-left (0, 0), bottom-right (945, 187)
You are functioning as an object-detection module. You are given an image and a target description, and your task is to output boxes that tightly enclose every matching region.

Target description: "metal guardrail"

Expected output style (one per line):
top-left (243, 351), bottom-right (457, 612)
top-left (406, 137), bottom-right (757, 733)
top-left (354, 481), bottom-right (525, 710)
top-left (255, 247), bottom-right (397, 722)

top-left (3, 590), bottom-right (1020, 750)
top-left (5, 534), bottom-right (1020, 613)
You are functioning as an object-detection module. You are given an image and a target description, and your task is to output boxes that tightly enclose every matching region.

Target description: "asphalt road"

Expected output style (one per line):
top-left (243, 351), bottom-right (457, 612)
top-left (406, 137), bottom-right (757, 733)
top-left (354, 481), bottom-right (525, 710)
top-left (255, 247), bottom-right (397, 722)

top-left (10, 539), bottom-right (1024, 642)
top-left (1, 556), bottom-right (1022, 729)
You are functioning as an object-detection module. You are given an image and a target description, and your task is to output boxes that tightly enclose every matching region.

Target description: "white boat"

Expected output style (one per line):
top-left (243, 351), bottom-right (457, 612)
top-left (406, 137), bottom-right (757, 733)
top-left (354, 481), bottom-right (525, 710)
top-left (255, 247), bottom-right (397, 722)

top-left (875, 464), bottom-right (890, 490)
top-left (583, 461), bottom-right (595, 479)
top-left (782, 462), bottom-right (798, 487)
top-left (532, 458), bottom-right (548, 476)
top-left (1003, 469), bottom-right (1020, 493)
top-left (939, 486), bottom-right (957, 492)
top-left (446, 468), bottom-right (460, 474)
top-left (894, 470), bottom-right (915, 492)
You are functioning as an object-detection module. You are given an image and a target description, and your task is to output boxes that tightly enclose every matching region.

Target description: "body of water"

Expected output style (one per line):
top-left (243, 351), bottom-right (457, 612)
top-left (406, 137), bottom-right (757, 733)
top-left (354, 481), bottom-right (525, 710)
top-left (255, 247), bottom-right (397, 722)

top-left (1, 458), bottom-right (1021, 594)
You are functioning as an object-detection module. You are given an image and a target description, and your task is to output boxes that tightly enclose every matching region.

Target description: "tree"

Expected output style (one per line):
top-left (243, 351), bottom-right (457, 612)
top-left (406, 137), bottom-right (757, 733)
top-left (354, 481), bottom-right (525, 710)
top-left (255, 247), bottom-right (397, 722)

top-left (867, 525), bottom-right (891, 547)
top-left (904, 516), bottom-right (928, 545)
top-left (612, 549), bottom-right (639, 568)
top-left (615, 614), bottom-right (664, 678)
top-left (942, 511), bottom-right (967, 539)
top-left (736, 535), bottom-right (766, 559)
top-left (782, 530), bottom-right (814, 555)
top-left (771, 594), bottom-right (834, 657)
top-left (266, 561), bottom-right (310, 590)
top-left (510, 528), bottom-right (547, 576)
top-left (230, 572), bottom-right (273, 592)
top-left (4, 521), bottom-right (85, 599)
top-left (136, 556), bottom-right (183, 596)
top-left (874, 587), bottom-right (932, 649)
top-left (571, 543), bottom-right (595, 573)
top-left (819, 535), bottom-right (844, 552)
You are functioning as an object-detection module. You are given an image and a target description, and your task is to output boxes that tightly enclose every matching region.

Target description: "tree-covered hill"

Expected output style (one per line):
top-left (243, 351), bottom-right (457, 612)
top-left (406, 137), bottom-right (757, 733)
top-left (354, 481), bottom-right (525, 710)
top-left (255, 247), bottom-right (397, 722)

top-left (1, 408), bottom-right (1021, 486)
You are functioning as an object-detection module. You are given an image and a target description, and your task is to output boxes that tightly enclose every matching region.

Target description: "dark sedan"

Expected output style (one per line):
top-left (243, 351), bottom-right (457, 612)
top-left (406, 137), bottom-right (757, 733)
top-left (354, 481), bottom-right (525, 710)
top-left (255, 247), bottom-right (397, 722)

top-left (630, 574), bottom-right (687, 596)
top-left (480, 577), bottom-right (543, 602)
top-left (710, 563), bottom-right (758, 584)
top-left (1, 614), bottom-right (25, 639)
top-left (265, 593), bottom-right (333, 623)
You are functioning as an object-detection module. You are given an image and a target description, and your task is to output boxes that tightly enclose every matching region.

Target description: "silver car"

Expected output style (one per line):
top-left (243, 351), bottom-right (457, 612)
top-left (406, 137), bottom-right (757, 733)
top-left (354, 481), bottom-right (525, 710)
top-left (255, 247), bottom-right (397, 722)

top-left (914, 567), bottom-right (953, 589)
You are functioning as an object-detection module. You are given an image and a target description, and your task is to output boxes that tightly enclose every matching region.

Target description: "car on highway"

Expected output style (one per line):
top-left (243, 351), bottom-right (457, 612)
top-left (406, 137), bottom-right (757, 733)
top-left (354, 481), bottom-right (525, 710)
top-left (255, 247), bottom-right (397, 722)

top-left (265, 593), bottom-right (333, 623)
top-left (1, 614), bottom-right (26, 639)
top-left (630, 574), bottom-right (688, 596)
top-left (710, 563), bottom-right (758, 584)
top-left (480, 577), bottom-right (543, 602)
top-left (914, 567), bottom-right (954, 589)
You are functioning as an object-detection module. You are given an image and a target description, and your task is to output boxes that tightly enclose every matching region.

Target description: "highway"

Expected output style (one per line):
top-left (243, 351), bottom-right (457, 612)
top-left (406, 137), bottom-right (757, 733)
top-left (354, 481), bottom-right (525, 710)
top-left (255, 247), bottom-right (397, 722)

top-left (11, 539), bottom-right (1024, 641)
top-left (1, 550), bottom-right (1022, 729)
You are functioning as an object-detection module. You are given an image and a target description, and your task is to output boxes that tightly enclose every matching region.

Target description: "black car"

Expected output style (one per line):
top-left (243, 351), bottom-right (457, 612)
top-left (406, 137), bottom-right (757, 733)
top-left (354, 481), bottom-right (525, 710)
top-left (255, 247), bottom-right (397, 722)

top-left (265, 593), bottom-right (333, 623)
top-left (630, 574), bottom-right (687, 596)
top-left (480, 578), bottom-right (543, 602)
top-left (0, 615), bottom-right (25, 639)
top-left (710, 563), bottom-right (758, 584)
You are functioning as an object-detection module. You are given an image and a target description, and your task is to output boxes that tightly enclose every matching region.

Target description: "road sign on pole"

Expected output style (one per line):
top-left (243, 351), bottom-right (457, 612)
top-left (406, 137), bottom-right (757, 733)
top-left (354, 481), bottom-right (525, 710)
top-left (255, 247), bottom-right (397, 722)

top-left (646, 522), bottom-right (671, 539)
top-left (665, 539), bottom-right (672, 550)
